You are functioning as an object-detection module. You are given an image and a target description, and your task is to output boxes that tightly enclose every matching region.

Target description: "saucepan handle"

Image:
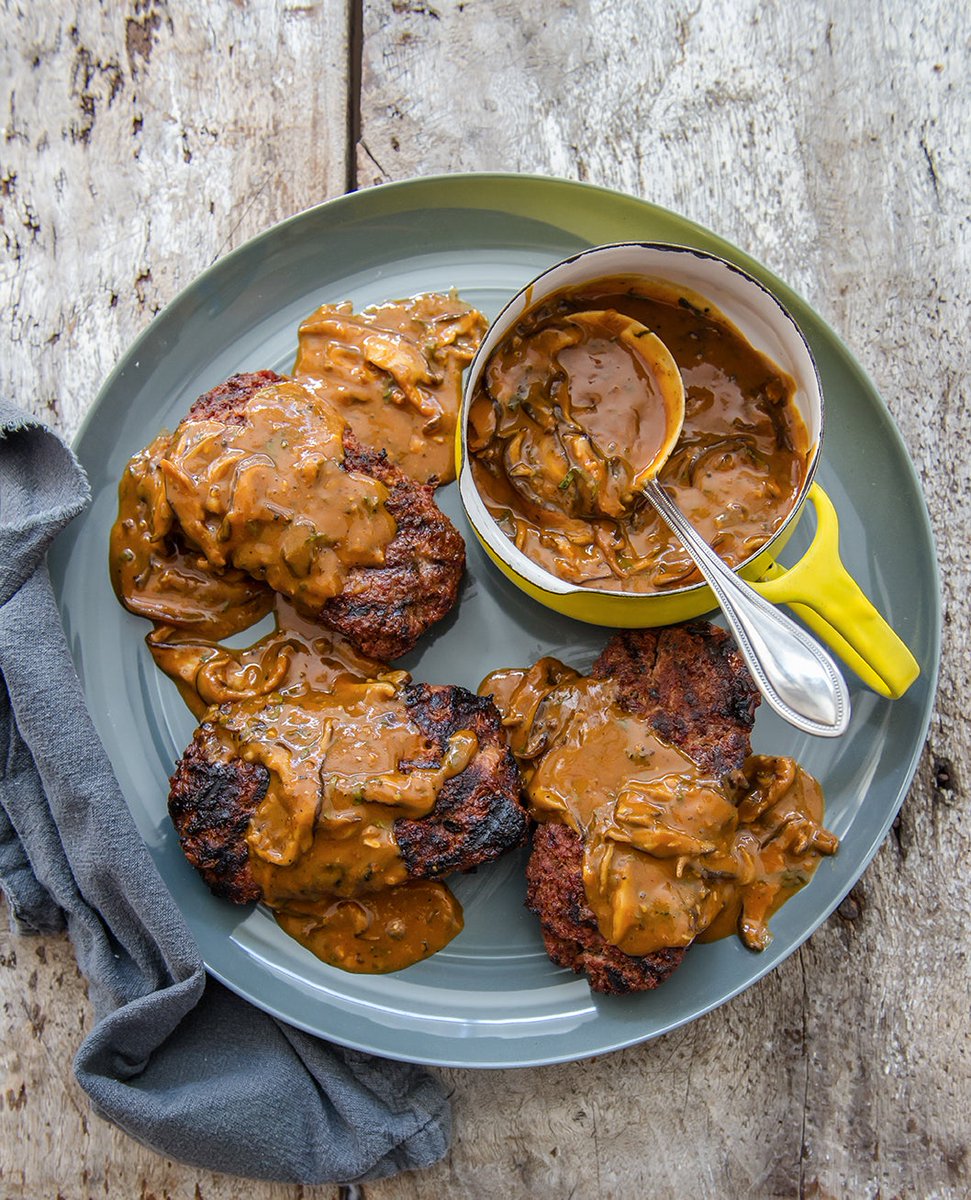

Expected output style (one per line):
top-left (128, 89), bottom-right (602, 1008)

top-left (750, 484), bottom-right (920, 699)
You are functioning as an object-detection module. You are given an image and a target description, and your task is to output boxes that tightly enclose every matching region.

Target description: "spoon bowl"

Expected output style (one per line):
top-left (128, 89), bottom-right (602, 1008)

top-left (640, 476), bottom-right (850, 735)
top-left (470, 284), bottom-right (851, 736)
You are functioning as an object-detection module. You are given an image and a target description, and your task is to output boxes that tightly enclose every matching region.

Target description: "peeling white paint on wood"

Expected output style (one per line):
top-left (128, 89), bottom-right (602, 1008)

top-left (0, 1), bottom-right (349, 437)
top-left (2, 1), bottom-right (968, 1196)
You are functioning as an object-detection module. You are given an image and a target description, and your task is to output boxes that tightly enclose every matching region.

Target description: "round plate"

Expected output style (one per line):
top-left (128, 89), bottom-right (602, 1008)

top-left (49, 174), bottom-right (940, 1068)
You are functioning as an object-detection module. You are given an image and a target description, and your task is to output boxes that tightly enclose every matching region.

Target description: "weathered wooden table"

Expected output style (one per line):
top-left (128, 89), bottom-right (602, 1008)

top-left (2, 3), bottom-right (968, 1197)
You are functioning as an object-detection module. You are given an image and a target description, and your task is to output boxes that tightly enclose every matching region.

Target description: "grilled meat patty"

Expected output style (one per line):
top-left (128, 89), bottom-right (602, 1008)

top-left (169, 742), bottom-right (266, 904)
top-left (526, 822), bottom-right (687, 994)
top-left (168, 682), bottom-right (528, 904)
top-left (324, 438), bottom-right (464, 662)
top-left (590, 624), bottom-right (760, 776)
top-left (525, 622), bottom-right (760, 995)
top-left (179, 370), bottom-right (465, 661)
top-left (392, 684), bottom-right (528, 878)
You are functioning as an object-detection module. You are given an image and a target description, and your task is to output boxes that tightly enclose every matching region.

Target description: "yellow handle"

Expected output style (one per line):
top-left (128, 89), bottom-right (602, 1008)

top-left (752, 484), bottom-right (920, 698)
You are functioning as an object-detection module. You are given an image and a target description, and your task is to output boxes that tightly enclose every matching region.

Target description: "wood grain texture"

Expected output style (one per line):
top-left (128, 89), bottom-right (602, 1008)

top-left (2, 0), bottom-right (969, 1196)
top-left (360, 2), bottom-right (970, 1197)
top-left (0, 0), bottom-right (349, 437)
top-left (1, 3), bottom-right (349, 1197)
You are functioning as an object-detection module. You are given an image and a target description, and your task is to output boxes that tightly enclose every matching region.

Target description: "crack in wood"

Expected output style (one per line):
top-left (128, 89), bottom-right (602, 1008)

top-left (358, 137), bottom-right (389, 181)
top-left (920, 133), bottom-right (942, 206)
top-left (346, 0), bottom-right (364, 192)
top-left (210, 175), bottom-right (272, 263)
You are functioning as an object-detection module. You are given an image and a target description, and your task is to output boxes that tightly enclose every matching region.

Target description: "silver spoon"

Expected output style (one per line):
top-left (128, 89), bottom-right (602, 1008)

top-left (566, 309), bottom-right (851, 738)
top-left (640, 476), bottom-right (850, 737)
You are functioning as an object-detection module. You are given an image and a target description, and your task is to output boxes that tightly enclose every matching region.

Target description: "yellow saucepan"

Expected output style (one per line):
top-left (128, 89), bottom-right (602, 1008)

top-left (456, 242), bottom-right (919, 700)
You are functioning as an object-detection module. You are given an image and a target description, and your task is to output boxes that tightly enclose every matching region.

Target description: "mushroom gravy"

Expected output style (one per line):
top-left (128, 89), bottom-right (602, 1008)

top-left (150, 593), bottom-right (478, 973)
top-left (111, 376), bottom-right (397, 634)
top-left (109, 336), bottom-right (489, 974)
top-left (481, 657), bottom-right (838, 954)
top-left (468, 276), bottom-right (812, 592)
top-left (110, 431), bottom-right (274, 640)
top-left (294, 291), bottom-right (487, 484)
top-left (195, 674), bottom-right (474, 973)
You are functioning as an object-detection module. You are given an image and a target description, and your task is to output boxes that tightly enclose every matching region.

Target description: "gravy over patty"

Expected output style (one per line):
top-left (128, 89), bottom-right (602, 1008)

top-left (482, 641), bottom-right (837, 959)
top-left (295, 292), bottom-right (486, 484)
top-left (109, 309), bottom-right (517, 975)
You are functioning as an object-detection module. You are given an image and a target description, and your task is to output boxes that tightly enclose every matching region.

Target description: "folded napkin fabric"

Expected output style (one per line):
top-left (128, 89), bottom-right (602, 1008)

top-left (0, 402), bottom-right (450, 1183)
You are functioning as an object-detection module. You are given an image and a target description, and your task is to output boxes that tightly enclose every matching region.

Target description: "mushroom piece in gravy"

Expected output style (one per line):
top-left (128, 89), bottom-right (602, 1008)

top-left (110, 432), bottom-right (274, 640)
top-left (294, 292), bottom-right (487, 484)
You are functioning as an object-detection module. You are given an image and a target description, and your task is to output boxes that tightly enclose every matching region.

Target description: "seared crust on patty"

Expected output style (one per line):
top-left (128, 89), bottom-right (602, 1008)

top-left (182, 371), bottom-right (465, 660)
top-left (394, 683), bottom-right (528, 877)
top-left (591, 623), bottom-right (759, 775)
top-left (183, 369), bottom-right (283, 423)
top-left (168, 683), bottom-right (527, 904)
top-left (526, 622), bottom-right (759, 995)
top-left (322, 439), bottom-right (465, 662)
top-left (526, 823), bottom-right (685, 993)
top-left (168, 741), bottom-right (267, 903)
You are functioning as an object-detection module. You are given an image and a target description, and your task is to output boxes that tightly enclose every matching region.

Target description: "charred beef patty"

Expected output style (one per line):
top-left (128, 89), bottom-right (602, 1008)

top-left (525, 622), bottom-right (760, 995)
top-left (393, 684), bottom-right (528, 878)
top-left (179, 370), bottom-right (465, 661)
top-left (168, 741), bottom-right (266, 904)
top-left (590, 624), bottom-right (760, 775)
top-left (168, 682), bottom-right (527, 904)
top-left (526, 822), bottom-right (687, 994)
top-left (323, 437), bottom-right (464, 663)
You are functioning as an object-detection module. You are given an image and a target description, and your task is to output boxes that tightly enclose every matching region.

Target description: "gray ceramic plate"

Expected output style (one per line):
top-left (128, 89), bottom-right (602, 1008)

top-left (49, 175), bottom-right (940, 1068)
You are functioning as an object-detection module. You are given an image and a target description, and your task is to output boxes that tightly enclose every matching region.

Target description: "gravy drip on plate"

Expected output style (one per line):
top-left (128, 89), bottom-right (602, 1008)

top-left (294, 292), bottom-right (487, 484)
top-left (468, 276), bottom-right (812, 592)
top-left (482, 658), bottom-right (838, 954)
top-left (109, 432), bottom-right (274, 640)
top-left (146, 596), bottom-right (392, 719)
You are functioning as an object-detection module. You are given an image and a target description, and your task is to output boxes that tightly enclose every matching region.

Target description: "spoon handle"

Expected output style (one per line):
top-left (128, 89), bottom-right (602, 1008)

top-left (643, 479), bottom-right (851, 737)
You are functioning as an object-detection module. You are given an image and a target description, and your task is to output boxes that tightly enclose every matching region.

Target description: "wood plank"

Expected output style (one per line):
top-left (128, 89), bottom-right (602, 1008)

top-left (1, 3), bottom-right (349, 1198)
top-left (357, 2), bottom-right (971, 1197)
top-left (0, 0), bottom-right (350, 437)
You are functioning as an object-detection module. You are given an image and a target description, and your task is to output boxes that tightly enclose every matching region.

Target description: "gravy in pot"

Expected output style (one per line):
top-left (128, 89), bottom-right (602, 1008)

top-left (469, 276), bottom-right (812, 592)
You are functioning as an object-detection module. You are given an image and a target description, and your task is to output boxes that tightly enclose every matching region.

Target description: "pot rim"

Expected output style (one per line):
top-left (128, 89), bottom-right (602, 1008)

top-left (458, 240), bottom-right (824, 600)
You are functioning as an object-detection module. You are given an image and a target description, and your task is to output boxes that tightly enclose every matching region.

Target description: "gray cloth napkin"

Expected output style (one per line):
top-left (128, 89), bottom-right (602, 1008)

top-left (0, 403), bottom-right (451, 1184)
